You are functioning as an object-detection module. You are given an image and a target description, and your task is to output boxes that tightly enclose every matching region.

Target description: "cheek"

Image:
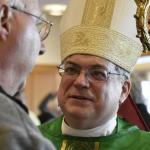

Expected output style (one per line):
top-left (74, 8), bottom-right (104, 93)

top-left (94, 83), bottom-right (120, 108)
top-left (27, 26), bottom-right (41, 52)
top-left (91, 85), bottom-right (107, 112)
top-left (17, 23), bottom-right (41, 53)
top-left (24, 27), bottom-right (41, 64)
top-left (58, 84), bottom-right (62, 105)
top-left (102, 80), bottom-right (121, 99)
top-left (58, 78), bottom-right (74, 106)
top-left (93, 84), bottom-right (120, 121)
top-left (102, 82), bottom-right (122, 112)
top-left (58, 79), bottom-right (66, 105)
top-left (93, 84), bottom-right (107, 102)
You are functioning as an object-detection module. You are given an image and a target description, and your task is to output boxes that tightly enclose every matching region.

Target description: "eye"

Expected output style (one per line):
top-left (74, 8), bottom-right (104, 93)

top-left (90, 69), bottom-right (107, 81)
top-left (64, 66), bottom-right (79, 75)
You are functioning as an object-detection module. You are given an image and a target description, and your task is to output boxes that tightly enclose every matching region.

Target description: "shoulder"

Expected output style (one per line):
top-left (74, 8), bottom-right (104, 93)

top-left (117, 117), bottom-right (150, 139)
top-left (39, 116), bottom-right (63, 137)
top-left (0, 93), bottom-right (55, 150)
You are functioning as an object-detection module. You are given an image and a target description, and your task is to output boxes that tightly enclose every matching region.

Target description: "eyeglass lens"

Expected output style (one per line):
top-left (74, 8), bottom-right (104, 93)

top-left (37, 21), bottom-right (53, 41)
top-left (58, 64), bottom-right (110, 81)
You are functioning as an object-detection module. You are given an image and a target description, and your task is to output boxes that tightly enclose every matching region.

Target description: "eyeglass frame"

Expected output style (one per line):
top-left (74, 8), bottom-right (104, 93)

top-left (57, 63), bottom-right (124, 82)
top-left (10, 6), bottom-right (53, 41)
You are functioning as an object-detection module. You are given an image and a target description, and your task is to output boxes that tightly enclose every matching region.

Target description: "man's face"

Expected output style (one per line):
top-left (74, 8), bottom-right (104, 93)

top-left (10, 7), bottom-right (42, 75)
top-left (0, 2), bottom-right (45, 83)
top-left (58, 54), bottom-right (126, 129)
top-left (0, 2), bottom-right (47, 95)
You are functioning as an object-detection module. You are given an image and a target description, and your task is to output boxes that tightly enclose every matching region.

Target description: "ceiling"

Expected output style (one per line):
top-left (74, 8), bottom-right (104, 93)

top-left (39, 0), bottom-right (69, 16)
top-left (39, 0), bottom-right (69, 7)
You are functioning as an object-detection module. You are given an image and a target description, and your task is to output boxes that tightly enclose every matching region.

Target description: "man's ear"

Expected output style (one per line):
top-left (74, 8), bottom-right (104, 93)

top-left (0, 5), bottom-right (11, 41)
top-left (119, 80), bottom-right (131, 104)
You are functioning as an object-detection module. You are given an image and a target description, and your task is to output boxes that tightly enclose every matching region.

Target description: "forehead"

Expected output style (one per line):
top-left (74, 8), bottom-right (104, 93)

top-left (64, 54), bottom-right (115, 69)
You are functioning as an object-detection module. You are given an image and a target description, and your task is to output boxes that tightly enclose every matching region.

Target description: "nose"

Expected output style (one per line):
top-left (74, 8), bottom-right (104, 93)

top-left (74, 71), bottom-right (90, 89)
top-left (39, 42), bottom-right (47, 55)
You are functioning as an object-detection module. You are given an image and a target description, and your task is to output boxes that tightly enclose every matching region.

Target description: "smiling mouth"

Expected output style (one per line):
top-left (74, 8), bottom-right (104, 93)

top-left (69, 95), bottom-right (93, 101)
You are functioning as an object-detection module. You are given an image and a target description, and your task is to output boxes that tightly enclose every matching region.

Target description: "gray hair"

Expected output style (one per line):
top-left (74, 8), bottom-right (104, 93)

top-left (114, 65), bottom-right (130, 81)
top-left (8, 0), bottom-right (40, 14)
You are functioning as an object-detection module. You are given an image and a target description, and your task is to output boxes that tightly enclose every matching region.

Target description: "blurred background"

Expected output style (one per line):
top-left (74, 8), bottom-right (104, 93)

top-left (24, 0), bottom-right (150, 125)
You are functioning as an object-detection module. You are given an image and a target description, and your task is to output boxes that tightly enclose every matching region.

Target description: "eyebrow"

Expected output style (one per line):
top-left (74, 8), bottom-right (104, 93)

top-left (64, 61), bottom-right (80, 68)
top-left (64, 61), bottom-right (108, 70)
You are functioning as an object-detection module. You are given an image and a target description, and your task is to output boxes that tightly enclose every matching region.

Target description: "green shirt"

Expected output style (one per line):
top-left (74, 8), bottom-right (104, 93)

top-left (39, 116), bottom-right (150, 150)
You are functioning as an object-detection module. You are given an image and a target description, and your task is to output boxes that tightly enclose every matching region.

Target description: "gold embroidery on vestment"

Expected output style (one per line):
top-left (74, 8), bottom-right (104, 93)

top-left (82, 0), bottom-right (116, 27)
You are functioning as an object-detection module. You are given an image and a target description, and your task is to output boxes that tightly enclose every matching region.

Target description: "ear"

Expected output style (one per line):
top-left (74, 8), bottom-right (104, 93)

top-left (0, 5), bottom-right (11, 41)
top-left (119, 80), bottom-right (131, 104)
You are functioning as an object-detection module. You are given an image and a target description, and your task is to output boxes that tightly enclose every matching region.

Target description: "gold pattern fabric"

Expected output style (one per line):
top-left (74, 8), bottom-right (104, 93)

top-left (82, 0), bottom-right (116, 28)
top-left (61, 140), bottom-right (100, 150)
top-left (61, 25), bottom-right (142, 72)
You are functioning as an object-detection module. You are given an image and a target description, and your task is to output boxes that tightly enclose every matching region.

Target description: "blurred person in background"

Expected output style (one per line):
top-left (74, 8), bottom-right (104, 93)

top-left (38, 93), bottom-right (62, 124)
top-left (130, 73), bottom-right (150, 129)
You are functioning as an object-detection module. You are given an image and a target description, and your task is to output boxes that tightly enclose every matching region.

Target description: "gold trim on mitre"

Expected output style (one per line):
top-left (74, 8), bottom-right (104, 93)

top-left (61, 25), bottom-right (142, 73)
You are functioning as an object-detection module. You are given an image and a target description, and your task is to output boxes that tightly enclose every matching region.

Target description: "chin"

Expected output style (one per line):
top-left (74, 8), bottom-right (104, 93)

top-left (65, 107), bottom-right (93, 120)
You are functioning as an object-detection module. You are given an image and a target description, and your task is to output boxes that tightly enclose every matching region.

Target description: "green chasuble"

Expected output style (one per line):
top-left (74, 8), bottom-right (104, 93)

top-left (39, 116), bottom-right (150, 150)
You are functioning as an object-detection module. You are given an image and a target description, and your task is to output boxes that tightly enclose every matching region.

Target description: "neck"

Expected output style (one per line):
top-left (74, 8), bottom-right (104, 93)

top-left (0, 68), bottom-right (24, 96)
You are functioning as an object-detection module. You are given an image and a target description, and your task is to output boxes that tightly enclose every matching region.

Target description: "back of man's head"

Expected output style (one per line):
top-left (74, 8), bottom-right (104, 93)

top-left (0, 0), bottom-right (42, 95)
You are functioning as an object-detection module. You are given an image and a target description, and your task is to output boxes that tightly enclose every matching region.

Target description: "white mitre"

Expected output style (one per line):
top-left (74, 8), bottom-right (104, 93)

top-left (60, 0), bottom-right (143, 72)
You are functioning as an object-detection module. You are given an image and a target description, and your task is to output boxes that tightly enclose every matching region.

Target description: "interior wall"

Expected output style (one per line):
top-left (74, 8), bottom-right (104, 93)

top-left (25, 65), bottom-right (61, 115)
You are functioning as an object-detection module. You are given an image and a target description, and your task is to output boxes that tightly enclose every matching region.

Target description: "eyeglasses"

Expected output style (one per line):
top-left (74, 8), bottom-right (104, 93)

top-left (57, 63), bottom-right (123, 82)
top-left (11, 6), bottom-right (53, 41)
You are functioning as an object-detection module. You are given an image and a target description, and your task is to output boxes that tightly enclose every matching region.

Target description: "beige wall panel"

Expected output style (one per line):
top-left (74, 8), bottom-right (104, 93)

top-left (25, 65), bottom-right (61, 114)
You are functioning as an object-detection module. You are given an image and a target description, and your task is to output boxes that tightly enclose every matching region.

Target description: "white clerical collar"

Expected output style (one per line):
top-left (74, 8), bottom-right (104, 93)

top-left (61, 115), bottom-right (117, 137)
